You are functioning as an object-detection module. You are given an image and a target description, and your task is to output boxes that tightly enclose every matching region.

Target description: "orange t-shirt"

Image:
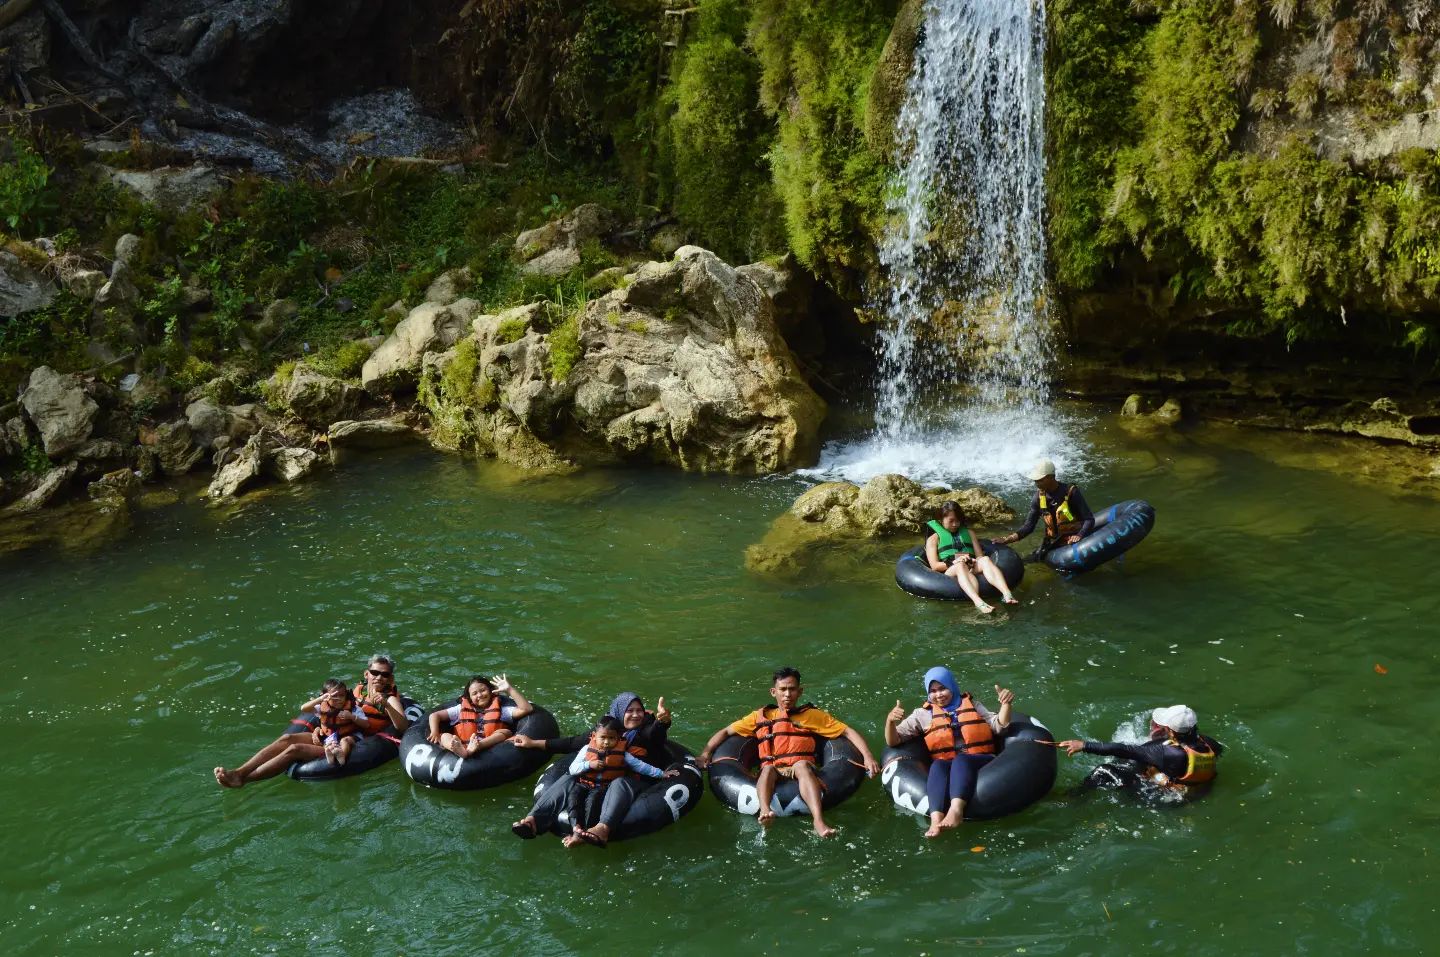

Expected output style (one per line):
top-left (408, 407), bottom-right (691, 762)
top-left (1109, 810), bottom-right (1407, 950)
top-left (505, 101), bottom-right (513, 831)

top-left (729, 705), bottom-right (849, 739)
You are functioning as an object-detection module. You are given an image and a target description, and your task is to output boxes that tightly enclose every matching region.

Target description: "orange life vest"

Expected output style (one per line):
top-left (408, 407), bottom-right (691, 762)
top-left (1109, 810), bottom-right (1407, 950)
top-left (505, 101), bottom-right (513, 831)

top-left (454, 696), bottom-right (508, 743)
top-left (576, 737), bottom-right (630, 788)
top-left (317, 693), bottom-right (361, 739)
top-left (922, 695), bottom-right (996, 759)
top-left (1146, 737), bottom-right (1218, 789)
top-left (351, 682), bottom-right (399, 735)
top-left (754, 704), bottom-right (819, 768)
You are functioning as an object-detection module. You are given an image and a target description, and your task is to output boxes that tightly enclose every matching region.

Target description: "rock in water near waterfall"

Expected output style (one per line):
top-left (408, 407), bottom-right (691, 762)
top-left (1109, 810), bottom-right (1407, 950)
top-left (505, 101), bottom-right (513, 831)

top-left (20, 367), bottom-right (98, 459)
top-left (266, 447), bottom-right (319, 483)
top-left (746, 475), bottom-right (1013, 577)
top-left (282, 363), bottom-right (359, 427)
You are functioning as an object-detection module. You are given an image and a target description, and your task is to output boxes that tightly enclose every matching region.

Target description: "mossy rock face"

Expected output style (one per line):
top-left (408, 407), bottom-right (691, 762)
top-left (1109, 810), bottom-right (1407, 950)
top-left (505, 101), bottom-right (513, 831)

top-left (864, 0), bottom-right (925, 156)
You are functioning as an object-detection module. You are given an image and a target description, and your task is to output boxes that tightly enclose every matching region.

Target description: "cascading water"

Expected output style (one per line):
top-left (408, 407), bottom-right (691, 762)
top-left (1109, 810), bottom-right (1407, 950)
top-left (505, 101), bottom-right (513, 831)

top-left (807, 0), bottom-right (1090, 491)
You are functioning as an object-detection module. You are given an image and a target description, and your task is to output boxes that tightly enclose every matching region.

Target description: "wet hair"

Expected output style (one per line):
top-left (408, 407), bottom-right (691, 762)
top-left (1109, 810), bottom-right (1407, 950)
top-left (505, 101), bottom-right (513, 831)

top-left (772, 666), bottom-right (802, 685)
top-left (939, 500), bottom-right (968, 524)
top-left (368, 654), bottom-right (394, 670)
top-left (594, 715), bottom-right (624, 735)
top-left (321, 678), bottom-right (351, 698)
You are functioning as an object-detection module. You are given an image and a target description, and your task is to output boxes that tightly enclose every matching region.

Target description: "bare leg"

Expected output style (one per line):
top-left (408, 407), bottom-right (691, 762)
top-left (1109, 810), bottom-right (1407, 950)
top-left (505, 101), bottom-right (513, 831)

top-left (755, 765), bottom-right (779, 825)
top-left (946, 563), bottom-right (994, 614)
top-left (793, 762), bottom-right (833, 837)
top-left (976, 556), bottom-right (1018, 604)
top-left (243, 742), bottom-right (327, 784)
top-left (216, 733), bottom-right (312, 788)
top-left (337, 737), bottom-right (355, 766)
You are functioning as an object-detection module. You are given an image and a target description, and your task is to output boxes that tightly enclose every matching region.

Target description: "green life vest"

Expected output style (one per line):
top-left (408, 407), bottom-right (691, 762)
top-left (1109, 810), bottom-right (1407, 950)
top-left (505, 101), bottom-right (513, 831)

top-left (926, 520), bottom-right (974, 562)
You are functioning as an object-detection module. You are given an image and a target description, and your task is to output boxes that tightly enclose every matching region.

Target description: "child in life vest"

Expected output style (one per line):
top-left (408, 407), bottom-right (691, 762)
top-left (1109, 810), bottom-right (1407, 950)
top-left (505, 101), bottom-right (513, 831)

top-left (426, 674), bottom-right (533, 758)
top-left (301, 679), bottom-right (363, 766)
top-left (561, 716), bottom-right (676, 848)
top-left (884, 666), bottom-right (1013, 838)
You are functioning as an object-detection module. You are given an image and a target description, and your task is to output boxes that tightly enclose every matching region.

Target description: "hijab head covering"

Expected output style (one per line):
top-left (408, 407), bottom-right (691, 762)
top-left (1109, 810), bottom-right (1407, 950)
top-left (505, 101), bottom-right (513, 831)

top-left (608, 691), bottom-right (645, 742)
top-left (922, 666), bottom-right (962, 714)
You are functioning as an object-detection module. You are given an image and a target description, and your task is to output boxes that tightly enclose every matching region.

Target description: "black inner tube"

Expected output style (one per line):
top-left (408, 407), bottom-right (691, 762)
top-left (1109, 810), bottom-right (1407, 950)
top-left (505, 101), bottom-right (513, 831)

top-left (707, 733), bottom-right (866, 816)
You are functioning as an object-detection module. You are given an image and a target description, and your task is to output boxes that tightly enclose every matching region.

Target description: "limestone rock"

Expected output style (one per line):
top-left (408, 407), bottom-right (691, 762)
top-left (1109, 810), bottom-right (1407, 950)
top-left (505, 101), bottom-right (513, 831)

top-left (514, 204), bottom-right (616, 275)
top-left (424, 267), bottom-right (473, 306)
top-left (154, 420), bottom-right (205, 476)
top-left (747, 475), bottom-right (1013, 577)
top-left (521, 246), bottom-right (582, 277)
top-left (266, 447), bottom-right (320, 482)
top-left (361, 298), bottom-right (480, 394)
top-left (1, 250), bottom-right (57, 317)
top-left (105, 165), bottom-right (224, 213)
top-left (88, 468), bottom-right (140, 502)
top-left (865, 0), bottom-right (925, 155)
top-left (113, 234), bottom-right (143, 267)
top-left (2, 462), bottom-right (78, 514)
top-left (327, 417), bottom-right (418, 449)
top-left (207, 433), bottom-right (269, 499)
top-left (282, 363), bottom-right (359, 427)
top-left (20, 367), bottom-right (98, 458)
top-left (72, 439), bottom-right (130, 479)
top-left (95, 261), bottom-right (140, 311)
top-left (63, 269), bottom-right (108, 301)
top-left (1120, 394), bottom-right (1183, 430)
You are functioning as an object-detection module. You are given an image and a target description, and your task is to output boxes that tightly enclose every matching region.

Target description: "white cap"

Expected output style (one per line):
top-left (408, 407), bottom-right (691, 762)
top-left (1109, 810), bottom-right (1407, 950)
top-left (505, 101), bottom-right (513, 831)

top-left (1151, 705), bottom-right (1197, 733)
top-left (1027, 459), bottom-right (1057, 481)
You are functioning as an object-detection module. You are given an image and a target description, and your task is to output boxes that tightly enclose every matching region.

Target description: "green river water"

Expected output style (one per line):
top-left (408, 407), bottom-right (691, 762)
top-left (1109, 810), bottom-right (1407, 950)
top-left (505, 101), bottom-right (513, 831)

top-left (2, 410), bottom-right (1437, 956)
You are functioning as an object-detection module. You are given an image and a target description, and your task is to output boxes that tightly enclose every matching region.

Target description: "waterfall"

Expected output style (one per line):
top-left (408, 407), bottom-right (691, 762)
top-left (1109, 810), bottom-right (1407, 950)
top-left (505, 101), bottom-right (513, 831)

top-left (807, 0), bottom-right (1089, 490)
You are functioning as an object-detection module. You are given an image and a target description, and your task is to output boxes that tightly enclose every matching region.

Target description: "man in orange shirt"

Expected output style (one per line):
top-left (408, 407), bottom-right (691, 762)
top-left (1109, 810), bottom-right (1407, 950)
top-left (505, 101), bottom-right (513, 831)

top-left (698, 667), bottom-right (879, 838)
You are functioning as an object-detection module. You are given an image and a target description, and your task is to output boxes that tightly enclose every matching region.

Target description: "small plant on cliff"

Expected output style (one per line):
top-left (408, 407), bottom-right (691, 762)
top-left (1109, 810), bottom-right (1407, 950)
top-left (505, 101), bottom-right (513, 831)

top-left (0, 140), bottom-right (56, 235)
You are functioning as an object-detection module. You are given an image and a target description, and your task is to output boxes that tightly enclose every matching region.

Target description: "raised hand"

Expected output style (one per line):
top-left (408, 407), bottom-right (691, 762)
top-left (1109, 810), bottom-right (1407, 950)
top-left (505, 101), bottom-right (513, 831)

top-left (887, 699), bottom-right (906, 724)
top-left (655, 696), bottom-right (671, 724)
top-left (492, 673), bottom-right (514, 695)
top-left (994, 683), bottom-right (1014, 706)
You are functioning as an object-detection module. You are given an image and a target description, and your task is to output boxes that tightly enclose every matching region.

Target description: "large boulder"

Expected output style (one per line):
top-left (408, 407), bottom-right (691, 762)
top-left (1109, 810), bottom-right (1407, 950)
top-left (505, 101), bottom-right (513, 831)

top-left (2, 462), bottom-right (79, 514)
top-left (104, 165), bottom-right (224, 213)
top-left (0, 250), bottom-right (57, 317)
top-left (419, 247), bottom-right (826, 474)
top-left (207, 432), bottom-right (268, 499)
top-left (514, 204), bottom-right (616, 276)
top-left (20, 367), bottom-right (98, 458)
top-left (327, 417), bottom-right (418, 449)
top-left (154, 420), bottom-right (206, 476)
top-left (361, 298), bottom-right (480, 394)
top-left (746, 475), bottom-right (1013, 577)
top-left (282, 363), bottom-right (359, 427)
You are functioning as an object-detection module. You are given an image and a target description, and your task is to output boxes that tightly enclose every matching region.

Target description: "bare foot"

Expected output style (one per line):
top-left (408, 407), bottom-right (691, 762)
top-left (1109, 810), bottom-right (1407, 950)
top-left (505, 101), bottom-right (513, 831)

top-left (938, 813), bottom-right (962, 830)
top-left (336, 750), bottom-right (349, 767)
top-left (813, 822), bottom-right (836, 839)
top-left (757, 810), bottom-right (776, 827)
top-left (587, 823), bottom-right (611, 843)
top-left (214, 767), bottom-right (243, 789)
top-left (1003, 596), bottom-right (1020, 605)
top-left (561, 834), bottom-right (583, 848)
top-left (924, 823), bottom-right (943, 838)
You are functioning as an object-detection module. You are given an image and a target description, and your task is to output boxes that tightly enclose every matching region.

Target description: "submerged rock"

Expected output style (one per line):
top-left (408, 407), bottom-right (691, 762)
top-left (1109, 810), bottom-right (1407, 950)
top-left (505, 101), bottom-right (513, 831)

top-left (746, 474), bottom-right (1013, 577)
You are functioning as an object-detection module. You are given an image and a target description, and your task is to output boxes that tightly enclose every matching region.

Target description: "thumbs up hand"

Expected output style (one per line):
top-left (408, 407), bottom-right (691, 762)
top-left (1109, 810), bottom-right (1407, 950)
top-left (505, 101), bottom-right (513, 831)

top-left (994, 684), bottom-right (1014, 706)
top-left (654, 696), bottom-right (671, 724)
top-left (886, 699), bottom-right (906, 724)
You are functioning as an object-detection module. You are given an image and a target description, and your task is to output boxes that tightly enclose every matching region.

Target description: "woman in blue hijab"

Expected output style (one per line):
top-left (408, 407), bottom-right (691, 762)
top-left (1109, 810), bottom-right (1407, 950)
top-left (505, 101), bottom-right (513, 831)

top-left (511, 691), bottom-right (672, 846)
top-left (883, 666), bottom-right (1014, 837)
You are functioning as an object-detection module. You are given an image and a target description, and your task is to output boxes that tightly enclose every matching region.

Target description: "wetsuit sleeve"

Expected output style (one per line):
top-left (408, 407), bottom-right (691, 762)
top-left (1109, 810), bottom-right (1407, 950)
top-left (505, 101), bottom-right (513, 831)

top-left (1070, 486), bottom-right (1095, 538)
top-left (1013, 493), bottom-right (1041, 539)
top-left (1082, 740), bottom-right (1186, 776)
top-left (624, 753), bottom-right (666, 778)
top-left (640, 720), bottom-right (670, 756)
top-left (728, 712), bottom-right (759, 737)
top-left (543, 734), bottom-right (591, 754)
top-left (797, 709), bottom-right (849, 739)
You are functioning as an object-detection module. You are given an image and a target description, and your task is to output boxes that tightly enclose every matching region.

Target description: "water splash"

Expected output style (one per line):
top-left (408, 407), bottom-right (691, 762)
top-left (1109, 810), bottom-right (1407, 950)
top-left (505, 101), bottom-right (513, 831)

top-left (814, 0), bottom-right (1078, 491)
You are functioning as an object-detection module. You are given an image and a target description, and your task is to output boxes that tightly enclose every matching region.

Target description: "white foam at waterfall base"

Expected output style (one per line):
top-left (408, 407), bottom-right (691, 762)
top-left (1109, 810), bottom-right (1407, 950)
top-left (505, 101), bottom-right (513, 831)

top-left (799, 403), bottom-right (1094, 494)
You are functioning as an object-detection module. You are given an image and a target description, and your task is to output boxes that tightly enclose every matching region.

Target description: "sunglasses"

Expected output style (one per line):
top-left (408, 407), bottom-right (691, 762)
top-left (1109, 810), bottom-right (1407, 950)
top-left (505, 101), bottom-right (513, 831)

top-left (367, 669), bottom-right (393, 677)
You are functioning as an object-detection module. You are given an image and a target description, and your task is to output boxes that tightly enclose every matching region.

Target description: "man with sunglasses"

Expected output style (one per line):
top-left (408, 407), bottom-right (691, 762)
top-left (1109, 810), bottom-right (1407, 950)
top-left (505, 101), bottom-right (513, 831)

top-left (351, 655), bottom-right (410, 738)
top-left (214, 653), bottom-right (411, 788)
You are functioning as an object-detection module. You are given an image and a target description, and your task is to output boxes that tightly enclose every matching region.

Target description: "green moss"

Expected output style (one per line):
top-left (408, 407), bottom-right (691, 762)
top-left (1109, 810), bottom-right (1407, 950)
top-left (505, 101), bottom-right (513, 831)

top-left (417, 338), bottom-right (498, 449)
top-left (308, 340), bottom-right (373, 381)
top-left (547, 312), bottom-right (582, 382)
top-left (496, 316), bottom-right (529, 344)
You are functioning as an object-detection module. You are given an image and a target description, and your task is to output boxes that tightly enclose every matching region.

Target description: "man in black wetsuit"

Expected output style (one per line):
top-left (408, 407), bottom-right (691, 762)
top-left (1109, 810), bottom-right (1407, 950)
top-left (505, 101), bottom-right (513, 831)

top-left (992, 458), bottom-right (1094, 561)
top-left (1059, 705), bottom-right (1223, 797)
